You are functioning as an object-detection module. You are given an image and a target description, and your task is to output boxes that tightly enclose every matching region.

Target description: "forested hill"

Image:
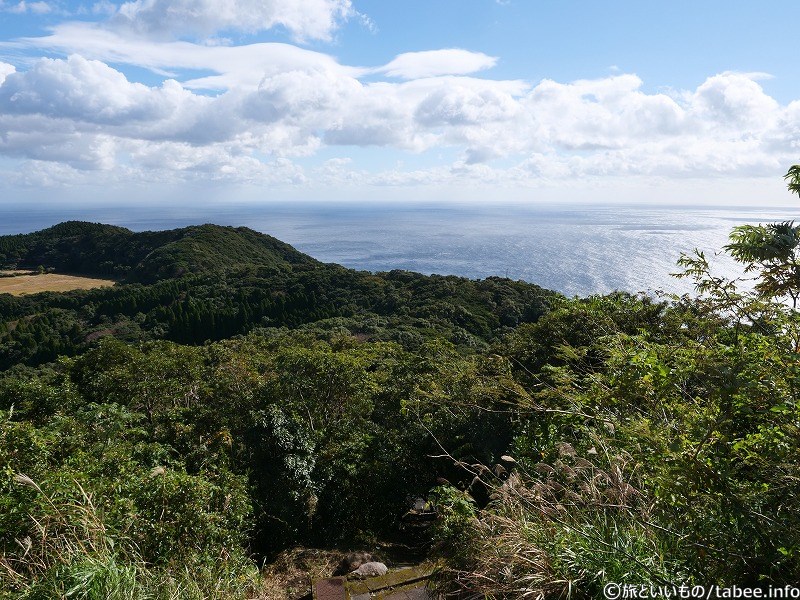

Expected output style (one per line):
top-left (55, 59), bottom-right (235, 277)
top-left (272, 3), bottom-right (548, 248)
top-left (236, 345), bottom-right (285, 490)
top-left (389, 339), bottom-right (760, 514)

top-left (0, 221), bottom-right (556, 369)
top-left (0, 221), bottom-right (316, 282)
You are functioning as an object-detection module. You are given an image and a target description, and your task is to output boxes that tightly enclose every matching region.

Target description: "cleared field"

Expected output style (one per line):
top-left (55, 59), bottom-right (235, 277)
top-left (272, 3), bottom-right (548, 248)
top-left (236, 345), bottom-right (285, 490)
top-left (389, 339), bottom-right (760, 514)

top-left (0, 273), bottom-right (116, 296)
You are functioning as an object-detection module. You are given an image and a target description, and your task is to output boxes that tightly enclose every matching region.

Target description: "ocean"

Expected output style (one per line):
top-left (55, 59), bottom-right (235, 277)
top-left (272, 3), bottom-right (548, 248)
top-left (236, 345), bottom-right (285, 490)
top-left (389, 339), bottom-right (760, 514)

top-left (1, 202), bottom-right (796, 297)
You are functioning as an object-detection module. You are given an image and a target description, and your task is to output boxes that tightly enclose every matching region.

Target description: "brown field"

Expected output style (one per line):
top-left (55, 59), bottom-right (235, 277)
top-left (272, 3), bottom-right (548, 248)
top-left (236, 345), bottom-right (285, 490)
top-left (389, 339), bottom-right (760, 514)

top-left (0, 273), bottom-right (116, 296)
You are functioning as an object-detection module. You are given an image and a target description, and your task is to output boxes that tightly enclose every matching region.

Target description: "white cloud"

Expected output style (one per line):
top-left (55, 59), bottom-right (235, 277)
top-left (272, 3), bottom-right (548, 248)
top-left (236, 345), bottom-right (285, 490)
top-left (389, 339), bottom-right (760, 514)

top-left (111, 0), bottom-right (355, 41)
top-left (242, 67), bottom-right (361, 124)
top-left (0, 127), bottom-right (118, 170)
top-left (0, 39), bottom-right (796, 191)
top-left (415, 84), bottom-right (520, 126)
top-left (14, 22), bottom-right (364, 90)
top-left (91, 1), bottom-right (117, 16)
top-left (376, 49), bottom-right (498, 79)
top-left (0, 55), bottom-right (191, 124)
top-left (690, 71), bottom-right (779, 129)
top-left (521, 75), bottom-right (686, 151)
top-left (7, 160), bottom-right (87, 188)
top-left (127, 141), bottom-right (307, 183)
top-left (0, 62), bottom-right (15, 85)
top-left (3, 1), bottom-right (53, 14)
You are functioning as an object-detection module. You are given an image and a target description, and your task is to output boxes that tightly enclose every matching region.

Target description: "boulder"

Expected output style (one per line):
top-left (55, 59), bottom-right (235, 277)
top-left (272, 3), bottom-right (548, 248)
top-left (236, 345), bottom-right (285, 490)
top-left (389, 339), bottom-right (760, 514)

top-left (350, 561), bottom-right (389, 578)
top-left (333, 551), bottom-right (374, 576)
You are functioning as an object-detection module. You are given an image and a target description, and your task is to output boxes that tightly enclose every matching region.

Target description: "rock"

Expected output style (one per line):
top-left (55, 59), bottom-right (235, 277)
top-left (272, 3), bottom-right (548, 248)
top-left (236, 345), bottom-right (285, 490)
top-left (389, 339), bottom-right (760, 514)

top-left (350, 561), bottom-right (388, 578)
top-left (333, 551), bottom-right (374, 576)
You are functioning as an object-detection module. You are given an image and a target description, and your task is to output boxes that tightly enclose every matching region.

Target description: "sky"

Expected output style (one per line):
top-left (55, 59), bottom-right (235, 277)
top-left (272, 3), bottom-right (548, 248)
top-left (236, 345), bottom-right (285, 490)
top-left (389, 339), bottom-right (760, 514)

top-left (0, 0), bottom-right (799, 207)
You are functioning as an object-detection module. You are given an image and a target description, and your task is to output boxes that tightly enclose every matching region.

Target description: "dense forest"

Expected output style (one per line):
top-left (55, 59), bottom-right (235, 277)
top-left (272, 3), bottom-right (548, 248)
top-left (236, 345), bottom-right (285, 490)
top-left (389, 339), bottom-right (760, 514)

top-left (2, 173), bottom-right (800, 598)
top-left (0, 223), bottom-right (552, 370)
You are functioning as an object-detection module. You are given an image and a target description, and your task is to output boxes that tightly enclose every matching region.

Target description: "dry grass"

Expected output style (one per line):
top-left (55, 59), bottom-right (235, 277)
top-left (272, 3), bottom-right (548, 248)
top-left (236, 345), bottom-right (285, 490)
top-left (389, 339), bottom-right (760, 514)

top-left (0, 270), bottom-right (36, 275)
top-left (437, 442), bottom-right (668, 599)
top-left (258, 548), bottom-right (341, 600)
top-left (0, 273), bottom-right (115, 295)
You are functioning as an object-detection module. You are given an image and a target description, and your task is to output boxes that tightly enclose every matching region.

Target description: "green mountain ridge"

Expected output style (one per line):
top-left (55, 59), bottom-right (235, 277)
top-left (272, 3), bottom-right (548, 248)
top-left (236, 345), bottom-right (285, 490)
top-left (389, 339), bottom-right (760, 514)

top-left (0, 221), bottom-right (316, 282)
top-left (0, 221), bottom-right (556, 369)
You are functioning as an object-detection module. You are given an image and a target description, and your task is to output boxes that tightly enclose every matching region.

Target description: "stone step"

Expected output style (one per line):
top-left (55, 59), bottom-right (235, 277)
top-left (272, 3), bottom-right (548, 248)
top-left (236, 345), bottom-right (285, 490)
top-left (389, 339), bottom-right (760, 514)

top-left (313, 565), bottom-right (435, 600)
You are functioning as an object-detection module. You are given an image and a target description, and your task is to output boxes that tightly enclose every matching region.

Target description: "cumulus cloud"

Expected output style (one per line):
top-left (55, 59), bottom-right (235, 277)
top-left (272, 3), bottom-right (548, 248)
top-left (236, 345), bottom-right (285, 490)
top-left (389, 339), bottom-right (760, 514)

top-left (415, 84), bottom-right (520, 126)
top-left (376, 49), bottom-right (498, 79)
top-left (0, 41), bottom-right (796, 190)
top-left (111, 0), bottom-right (354, 41)
top-left (521, 75), bottom-right (686, 151)
top-left (690, 71), bottom-right (779, 129)
top-left (0, 55), bottom-right (191, 124)
top-left (0, 62), bottom-right (15, 85)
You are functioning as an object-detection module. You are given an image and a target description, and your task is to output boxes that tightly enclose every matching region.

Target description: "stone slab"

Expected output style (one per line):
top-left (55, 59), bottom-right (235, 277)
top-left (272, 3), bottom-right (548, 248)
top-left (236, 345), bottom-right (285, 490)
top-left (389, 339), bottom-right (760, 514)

top-left (313, 577), bottom-right (347, 600)
top-left (381, 587), bottom-right (432, 600)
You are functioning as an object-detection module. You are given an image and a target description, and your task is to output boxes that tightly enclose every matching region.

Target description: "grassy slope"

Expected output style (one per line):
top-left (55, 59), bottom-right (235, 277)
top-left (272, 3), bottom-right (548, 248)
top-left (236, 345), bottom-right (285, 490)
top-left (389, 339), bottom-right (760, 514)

top-left (0, 273), bottom-right (116, 296)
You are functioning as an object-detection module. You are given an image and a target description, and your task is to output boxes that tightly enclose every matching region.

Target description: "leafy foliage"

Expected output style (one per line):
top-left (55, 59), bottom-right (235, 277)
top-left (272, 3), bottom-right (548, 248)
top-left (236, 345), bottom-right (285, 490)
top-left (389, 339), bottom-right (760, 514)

top-left (726, 221), bottom-right (800, 306)
top-left (784, 164), bottom-right (800, 197)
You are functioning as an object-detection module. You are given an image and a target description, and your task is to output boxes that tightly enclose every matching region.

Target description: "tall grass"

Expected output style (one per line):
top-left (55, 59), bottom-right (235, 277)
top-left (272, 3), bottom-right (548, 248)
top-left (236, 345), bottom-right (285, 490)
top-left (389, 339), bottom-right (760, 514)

top-left (0, 475), bottom-right (261, 600)
top-left (435, 442), bottom-right (689, 599)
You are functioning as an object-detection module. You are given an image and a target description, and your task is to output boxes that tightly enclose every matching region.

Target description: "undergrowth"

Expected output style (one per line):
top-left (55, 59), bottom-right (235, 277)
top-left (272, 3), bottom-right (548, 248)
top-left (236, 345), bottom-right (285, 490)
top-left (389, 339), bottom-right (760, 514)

top-left (0, 475), bottom-right (261, 600)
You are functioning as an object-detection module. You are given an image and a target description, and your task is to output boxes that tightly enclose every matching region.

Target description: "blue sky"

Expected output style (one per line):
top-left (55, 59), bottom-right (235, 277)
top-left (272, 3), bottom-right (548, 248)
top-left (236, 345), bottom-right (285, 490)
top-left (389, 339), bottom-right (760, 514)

top-left (0, 0), bottom-right (798, 206)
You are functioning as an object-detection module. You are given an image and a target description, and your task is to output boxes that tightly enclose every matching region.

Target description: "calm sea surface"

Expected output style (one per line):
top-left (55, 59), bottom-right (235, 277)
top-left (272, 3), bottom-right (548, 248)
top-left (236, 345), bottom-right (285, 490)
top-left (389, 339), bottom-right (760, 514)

top-left (1, 203), bottom-right (796, 297)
